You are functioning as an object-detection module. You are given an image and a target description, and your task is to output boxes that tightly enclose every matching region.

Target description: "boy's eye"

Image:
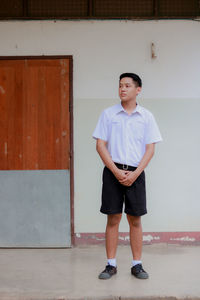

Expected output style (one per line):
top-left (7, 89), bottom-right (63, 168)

top-left (119, 84), bottom-right (131, 88)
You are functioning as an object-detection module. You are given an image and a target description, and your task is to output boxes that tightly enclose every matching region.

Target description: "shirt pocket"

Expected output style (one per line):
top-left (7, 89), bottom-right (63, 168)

top-left (130, 121), bottom-right (145, 142)
top-left (110, 120), bottom-right (121, 137)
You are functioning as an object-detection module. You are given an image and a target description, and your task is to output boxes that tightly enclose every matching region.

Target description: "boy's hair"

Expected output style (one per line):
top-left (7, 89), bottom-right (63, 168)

top-left (119, 73), bottom-right (142, 87)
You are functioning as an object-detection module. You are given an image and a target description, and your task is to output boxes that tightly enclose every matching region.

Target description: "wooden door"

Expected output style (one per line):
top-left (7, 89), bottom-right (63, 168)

top-left (0, 58), bottom-right (70, 170)
top-left (0, 57), bottom-right (72, 247)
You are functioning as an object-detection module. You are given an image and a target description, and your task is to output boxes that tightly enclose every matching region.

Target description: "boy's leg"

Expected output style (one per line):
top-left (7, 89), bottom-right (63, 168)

top-left (99, 167), bottom-right (123, 279)
top-left (106, 213), bottom-right (122, 259)
top-left (127, 214), bottom-right (149, 279)
top-left (126, 214), bottom-right (142, 260)
top-left (98, 213), bottom-right (121, 279)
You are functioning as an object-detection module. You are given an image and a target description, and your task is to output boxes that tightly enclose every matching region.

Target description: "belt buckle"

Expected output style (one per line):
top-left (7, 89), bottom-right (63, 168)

top-left (122, 164), bottom-right (128, 170)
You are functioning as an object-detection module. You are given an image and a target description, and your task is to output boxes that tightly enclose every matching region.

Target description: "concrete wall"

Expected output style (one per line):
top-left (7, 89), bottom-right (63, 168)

top-left (0, 20), bottom-right (200, 238)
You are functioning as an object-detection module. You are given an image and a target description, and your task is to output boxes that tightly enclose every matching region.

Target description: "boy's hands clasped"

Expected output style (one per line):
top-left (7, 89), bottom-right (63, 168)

top-left (114, 169), bottom-right (139, 186)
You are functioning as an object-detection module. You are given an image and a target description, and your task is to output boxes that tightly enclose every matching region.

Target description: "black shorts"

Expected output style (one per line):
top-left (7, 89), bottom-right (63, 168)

top-left (100, 166), bottom-right (147, 216)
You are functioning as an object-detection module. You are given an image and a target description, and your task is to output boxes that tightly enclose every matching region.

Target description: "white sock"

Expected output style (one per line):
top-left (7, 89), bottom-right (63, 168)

top-left (107, 258), bottom-right (117, 267)
top-left (132, 260), bottom-right (142, 267)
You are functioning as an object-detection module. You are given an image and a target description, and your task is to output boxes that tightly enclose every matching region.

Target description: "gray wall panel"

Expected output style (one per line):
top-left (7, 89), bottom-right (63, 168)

top-left (0, 170), bottom-right (71, 247)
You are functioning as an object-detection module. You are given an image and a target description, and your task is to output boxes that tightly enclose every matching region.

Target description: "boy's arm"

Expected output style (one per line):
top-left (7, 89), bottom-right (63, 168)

top-left (135, 143), bottom-right (155, 176)
top-left (96, 139), bottom-right (127, 182)
top-left (119, 143), bottom-right (155, 186)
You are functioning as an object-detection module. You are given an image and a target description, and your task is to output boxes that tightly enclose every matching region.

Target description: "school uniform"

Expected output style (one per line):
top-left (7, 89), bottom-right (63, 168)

top-left (93, 103), bottom-right (162, 216)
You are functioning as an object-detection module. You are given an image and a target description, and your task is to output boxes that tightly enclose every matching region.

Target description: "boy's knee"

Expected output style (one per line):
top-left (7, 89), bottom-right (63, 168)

top-left (107, 214), bottom-right (122, 226)
top-left (127, 215), bottom-right (141, 228)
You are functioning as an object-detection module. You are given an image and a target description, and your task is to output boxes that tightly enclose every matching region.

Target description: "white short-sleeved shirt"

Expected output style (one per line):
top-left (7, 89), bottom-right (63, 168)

top-left (93, 103), bottom-right (162, 167)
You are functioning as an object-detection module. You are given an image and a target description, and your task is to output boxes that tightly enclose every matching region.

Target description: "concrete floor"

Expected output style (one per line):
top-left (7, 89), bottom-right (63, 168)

top-left (0, 244), bottom-right (199, 300)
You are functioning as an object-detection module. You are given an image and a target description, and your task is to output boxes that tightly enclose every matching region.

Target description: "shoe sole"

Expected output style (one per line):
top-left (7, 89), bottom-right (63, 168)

top-left (132, 273), bottom-right (149, 279)
top-left (98, 272), bottom-right (117, 279)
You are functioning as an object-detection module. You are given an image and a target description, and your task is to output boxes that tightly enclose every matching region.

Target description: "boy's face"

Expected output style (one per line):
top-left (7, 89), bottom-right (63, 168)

top-left (119, 77), bottom-right (141, 103)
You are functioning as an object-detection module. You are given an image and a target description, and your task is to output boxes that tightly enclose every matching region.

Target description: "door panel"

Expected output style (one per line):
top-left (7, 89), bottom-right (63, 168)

top-left (0, 170), bottom-right (71, 247)
top-left (0, 59), bottom-right (70, 170)
top-left (0, 57), bottom-right (72, 247)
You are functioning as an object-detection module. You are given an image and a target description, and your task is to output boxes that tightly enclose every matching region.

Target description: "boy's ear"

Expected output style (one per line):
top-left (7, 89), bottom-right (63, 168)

top-left (136, 87), bottom-right (142, 95)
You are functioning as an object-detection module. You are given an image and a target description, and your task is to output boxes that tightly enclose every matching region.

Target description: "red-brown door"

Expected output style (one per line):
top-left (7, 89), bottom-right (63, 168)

top-left (0, 57), bottom-right (72, 247)
top-left (0, 58), bottom-right (70, 170)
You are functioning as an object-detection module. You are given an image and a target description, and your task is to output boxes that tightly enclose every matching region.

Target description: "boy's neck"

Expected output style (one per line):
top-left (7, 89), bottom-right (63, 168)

top-left (121, 99), bottom-right (137, 115)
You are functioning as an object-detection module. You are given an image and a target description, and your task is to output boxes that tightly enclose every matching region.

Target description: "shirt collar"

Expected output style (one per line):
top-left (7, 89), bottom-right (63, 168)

top-left (116, 102), bottom-right (143, 115)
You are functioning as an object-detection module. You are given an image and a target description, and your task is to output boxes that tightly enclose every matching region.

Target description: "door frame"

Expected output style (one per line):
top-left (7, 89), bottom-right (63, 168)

top-left (0, 55), bottom-right (74, 246)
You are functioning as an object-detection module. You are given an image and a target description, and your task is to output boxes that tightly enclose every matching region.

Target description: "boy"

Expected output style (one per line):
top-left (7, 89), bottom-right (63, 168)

top-left (93, 73), bottom-right (162, 280)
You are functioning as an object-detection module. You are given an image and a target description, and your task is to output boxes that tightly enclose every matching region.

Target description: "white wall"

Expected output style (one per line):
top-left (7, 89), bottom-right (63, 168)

top-left (1, 20), bottom-right (200, 233)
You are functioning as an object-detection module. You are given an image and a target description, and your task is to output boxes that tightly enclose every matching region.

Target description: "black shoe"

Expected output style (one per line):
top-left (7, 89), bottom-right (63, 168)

top-left (98, 264), bottom-right (117, 279)
top-left (131, 264), bottom-right (149, 279)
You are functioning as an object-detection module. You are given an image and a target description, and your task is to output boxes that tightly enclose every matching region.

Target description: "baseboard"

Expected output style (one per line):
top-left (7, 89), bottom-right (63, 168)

top-left (74, 232), bottom-right (200, 246)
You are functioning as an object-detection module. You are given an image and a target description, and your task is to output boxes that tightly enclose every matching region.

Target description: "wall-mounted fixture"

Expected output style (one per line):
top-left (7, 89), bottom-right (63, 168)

top-left (151, 42), bottom-right (157, 59)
